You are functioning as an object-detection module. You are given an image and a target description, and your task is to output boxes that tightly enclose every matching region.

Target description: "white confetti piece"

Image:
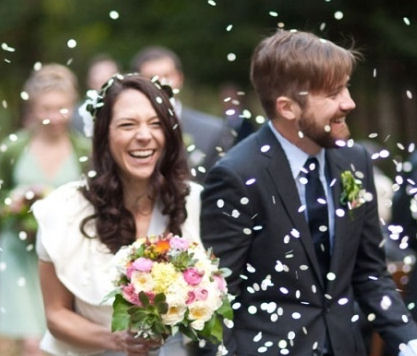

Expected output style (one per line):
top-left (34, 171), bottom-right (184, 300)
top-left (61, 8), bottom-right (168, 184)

top-left (269, 11), bottom-right (278, 17)
top-left (20, 91), bottom-right (29, 100)
top-left (109, 10), bottom-right (119, 20)
top-left (240, 197), bottom-right (249, 205)
top-left (0, 262), bottom-right (6, 271)
top-left (17, 277), bottom-right (26, 287)
top-left (402, 315), bottom-right (409, 323)
top-left (338, 297), bottom-right (349, 305)
top-left (278, 340), bottom-right (288, 348)
top-left (226, 24), bottom-right (233, 32)
top-left (245, 178), bottom-right (256, 185)
top-left (279, 287), bottom-right (289, 294)
top-left (87, 170), bottom-right (97, 178)
top-left (261, 145), bottom-right (270, 153)
top-left (227, 53), bottom-right (236, 62)
top-left (327, 272), bottom-right (336, 281)
top-left (243, 228), bottom-right (252, 235)
top-left (320, 22), bottom-right (326, 31)
top-left (367, 313), bottom-right (376, 322)
top-left (216, 199), bottom-right (224, 208)
top-left (291, 312), bottom-right (301, 319)
top-left (335, 208), bottom-right (345, 217)
top-left (406, 90), bottom-right (413, 99)
top-left (253, 331), bottom-right (262, 342)
top-left (258, 346), bottom-right (267, 353)
top-left (67, 39), bottom-right (77, 48)
top-left (248, 305), bottom-right (257, 314)
top-left (334, 11), bottom-right (344, 20)
top-left (403, 17), bottom-right (411, 26)
top-left (380, 295), bottom-right (392, 310)
top-left (256, 115), bottom-right (266, 124)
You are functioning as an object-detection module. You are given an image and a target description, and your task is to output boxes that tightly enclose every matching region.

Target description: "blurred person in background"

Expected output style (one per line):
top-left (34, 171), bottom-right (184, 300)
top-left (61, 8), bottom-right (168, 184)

top-left (0, 63), bottom-right (90, 355)
top-left (219, 83), bottom-right (255, 145)
top-left (392, 149), bottom-right (417, 322)
top-left (73, 54), bottom-right (120, 137)
top-left (131, 46), bottom-right (234, 183)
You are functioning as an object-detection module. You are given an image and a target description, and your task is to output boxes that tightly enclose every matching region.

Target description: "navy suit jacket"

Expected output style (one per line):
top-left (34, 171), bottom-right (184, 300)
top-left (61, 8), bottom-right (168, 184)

top-left (201, 124), bottom-right (417, 356)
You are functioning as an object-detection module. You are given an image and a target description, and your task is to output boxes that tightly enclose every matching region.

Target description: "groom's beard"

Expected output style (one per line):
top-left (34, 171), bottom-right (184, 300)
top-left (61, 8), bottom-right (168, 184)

top-left (299, 115), bottom-right (351, 149)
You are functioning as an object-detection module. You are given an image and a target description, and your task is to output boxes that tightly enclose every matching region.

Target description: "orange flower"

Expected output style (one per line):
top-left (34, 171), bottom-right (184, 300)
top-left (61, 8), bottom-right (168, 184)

top-left (155, 239), bottom-right (170, 254)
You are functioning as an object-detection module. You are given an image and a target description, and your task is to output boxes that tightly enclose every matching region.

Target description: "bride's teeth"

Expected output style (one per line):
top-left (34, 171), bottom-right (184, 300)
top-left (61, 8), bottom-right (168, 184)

top-left (130, 150), bottom-right (153, 158)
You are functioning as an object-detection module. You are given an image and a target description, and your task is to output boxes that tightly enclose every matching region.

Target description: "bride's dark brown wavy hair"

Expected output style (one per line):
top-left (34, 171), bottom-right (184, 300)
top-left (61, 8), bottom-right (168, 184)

top-left (80, 74), bottom-right (190, 253)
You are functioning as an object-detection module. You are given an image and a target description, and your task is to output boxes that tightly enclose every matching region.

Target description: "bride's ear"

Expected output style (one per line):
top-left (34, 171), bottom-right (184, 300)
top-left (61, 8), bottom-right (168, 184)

top-left (275, 96), bottom-right (301, 121)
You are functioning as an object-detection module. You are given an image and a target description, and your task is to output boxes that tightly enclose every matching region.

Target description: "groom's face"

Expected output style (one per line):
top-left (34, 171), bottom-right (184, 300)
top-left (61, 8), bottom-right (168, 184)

top-left (298, 78), bottom-right (356, 148)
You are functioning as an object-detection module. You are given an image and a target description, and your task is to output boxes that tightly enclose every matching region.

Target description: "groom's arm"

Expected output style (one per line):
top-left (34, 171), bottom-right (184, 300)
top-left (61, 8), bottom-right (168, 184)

top-left (352, 147), bottom-right (417, 353)
top-left (201, 163), bottom-right (256, 355)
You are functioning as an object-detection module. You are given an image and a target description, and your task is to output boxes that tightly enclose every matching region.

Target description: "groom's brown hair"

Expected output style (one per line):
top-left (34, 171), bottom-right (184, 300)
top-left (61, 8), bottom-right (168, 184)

top-left (250, 29), bottom-right (359, 119)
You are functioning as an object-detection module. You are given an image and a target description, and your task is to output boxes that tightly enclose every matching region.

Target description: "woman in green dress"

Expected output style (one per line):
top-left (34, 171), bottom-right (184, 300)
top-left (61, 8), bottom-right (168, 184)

top-left (0, 63), bottom-right (90, 355)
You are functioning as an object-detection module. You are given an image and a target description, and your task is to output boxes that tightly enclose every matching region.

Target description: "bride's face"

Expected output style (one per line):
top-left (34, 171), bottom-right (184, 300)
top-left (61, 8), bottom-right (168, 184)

top-left (109, 88), bottom-right (166, 187)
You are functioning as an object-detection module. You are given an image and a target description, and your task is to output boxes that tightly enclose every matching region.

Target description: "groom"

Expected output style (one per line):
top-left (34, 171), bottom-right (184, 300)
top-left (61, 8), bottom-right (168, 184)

top-left (201, 30), bottom-right (417, 356)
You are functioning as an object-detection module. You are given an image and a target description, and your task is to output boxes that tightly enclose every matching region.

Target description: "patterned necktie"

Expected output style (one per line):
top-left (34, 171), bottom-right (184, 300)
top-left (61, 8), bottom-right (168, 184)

top-left (303, 157), bottom-right (331, 284)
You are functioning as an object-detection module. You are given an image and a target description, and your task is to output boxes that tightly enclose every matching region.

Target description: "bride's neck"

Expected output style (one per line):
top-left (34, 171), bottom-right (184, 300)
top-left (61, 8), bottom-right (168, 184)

top-left (122, 180), bottom-right (154, 216)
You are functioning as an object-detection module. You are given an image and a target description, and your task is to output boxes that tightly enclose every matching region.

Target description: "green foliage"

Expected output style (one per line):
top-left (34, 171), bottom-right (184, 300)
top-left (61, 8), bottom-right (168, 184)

top-left (111, 294), bottom-right (131, 331)
top-left (170, 251), bottom-right (196, 271)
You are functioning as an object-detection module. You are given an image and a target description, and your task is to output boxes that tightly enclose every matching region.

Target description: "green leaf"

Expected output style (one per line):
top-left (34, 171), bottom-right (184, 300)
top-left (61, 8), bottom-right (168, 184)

top-left (139, 291), bottom-right (150, 307)
top-left (217, 298), bottom-right (233, 320)
top-left (111, 294), bottom-right (131, 331)
top-left (101, 288), bottom-right (120, 305)
top-left (154, 293), bottom-right (166, 305)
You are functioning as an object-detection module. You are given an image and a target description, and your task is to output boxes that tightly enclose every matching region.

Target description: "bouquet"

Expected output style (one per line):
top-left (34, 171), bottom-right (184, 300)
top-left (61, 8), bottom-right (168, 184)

top-left (0, 185), bottom-right (50, 244)
top-left (107, 234), bottom-right (233, 344)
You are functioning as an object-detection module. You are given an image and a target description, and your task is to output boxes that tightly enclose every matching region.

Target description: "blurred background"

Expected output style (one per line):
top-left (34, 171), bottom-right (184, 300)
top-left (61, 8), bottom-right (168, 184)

top-left (0, 0), bottom-right (416, 171)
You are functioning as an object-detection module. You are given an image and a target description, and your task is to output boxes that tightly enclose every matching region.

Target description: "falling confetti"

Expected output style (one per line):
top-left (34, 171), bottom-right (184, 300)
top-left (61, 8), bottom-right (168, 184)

top-left (207, 0), bottom-right (216, 6)
top-left (20, 91), bottom-right (29, 101)
top-left (226, 24), bottom-right (233, 32)
top-left (1, 42), bottom-right (15, 52)
top-left (256, 115), bottom-right (266, 124)
top-left (403, 17), bottom-right (411, 26)
top-left (269, 11), bottom-right (278, 17)
top-left (334, 11), bottom-right (344, 20)
top-left (227, 53), bottom-right (236, 62)
top-left (406, 90), bottom-right (413, 99)
top-left (109, 10), bottom-right (119, 20)
top-left (67, 39), bottom-right (77, 48)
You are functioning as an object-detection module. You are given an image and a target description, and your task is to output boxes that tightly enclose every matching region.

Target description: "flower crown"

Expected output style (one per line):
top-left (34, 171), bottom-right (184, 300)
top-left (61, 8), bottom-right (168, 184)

top-left (79, 73), bottom-right (175, 137)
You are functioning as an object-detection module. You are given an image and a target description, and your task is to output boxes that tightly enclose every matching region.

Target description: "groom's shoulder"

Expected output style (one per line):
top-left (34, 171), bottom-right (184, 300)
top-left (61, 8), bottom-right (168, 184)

top-left (216, 130), bottom-right (261, 168)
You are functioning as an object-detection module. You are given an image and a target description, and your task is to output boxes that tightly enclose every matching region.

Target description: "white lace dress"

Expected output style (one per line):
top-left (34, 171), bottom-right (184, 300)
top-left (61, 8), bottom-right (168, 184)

top-left (33, 180), bottom-right (202, 356)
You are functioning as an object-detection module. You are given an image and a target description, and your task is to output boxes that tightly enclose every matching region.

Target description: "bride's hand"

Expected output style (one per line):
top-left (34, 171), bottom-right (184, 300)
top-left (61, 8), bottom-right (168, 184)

top-left (113, 331), bottom-right (163, 356)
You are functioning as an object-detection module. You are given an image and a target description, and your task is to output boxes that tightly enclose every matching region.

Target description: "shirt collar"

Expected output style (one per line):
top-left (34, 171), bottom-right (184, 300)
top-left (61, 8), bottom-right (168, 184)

top-left (268, 120), bottom-right (326, 179)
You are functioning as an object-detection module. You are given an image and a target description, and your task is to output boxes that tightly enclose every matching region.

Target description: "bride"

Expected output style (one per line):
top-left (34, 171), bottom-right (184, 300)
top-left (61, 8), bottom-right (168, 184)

top-left (33, 74), bottom-right (202, 356)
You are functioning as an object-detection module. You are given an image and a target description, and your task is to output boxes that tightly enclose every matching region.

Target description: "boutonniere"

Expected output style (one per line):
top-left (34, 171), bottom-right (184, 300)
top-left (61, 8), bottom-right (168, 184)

top-left (340, 170), bottom-right (370, 210)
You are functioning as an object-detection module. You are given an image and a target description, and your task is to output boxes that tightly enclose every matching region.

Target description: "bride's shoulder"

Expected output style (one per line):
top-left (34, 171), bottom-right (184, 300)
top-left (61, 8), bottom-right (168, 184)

top-left (32, 180), bottom-right (90, 218)
top-left (187, 180), bottom-right (203, 197)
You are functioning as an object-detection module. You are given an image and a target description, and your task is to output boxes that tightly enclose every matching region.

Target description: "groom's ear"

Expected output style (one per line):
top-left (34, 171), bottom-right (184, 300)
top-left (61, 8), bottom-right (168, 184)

top-left (275, 96), bottom-right (301, 121)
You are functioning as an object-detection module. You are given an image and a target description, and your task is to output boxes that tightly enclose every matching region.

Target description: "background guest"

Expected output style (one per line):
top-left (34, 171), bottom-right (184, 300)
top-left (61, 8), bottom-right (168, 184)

top-left (131, 46), bottom-right (234, 183)
top-left (0, 63), bottom-right (90, 355)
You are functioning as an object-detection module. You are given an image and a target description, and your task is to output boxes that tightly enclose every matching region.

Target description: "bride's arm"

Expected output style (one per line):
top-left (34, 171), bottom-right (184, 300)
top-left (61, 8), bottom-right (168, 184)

top-left (38, 260), bottom-right (125, 352)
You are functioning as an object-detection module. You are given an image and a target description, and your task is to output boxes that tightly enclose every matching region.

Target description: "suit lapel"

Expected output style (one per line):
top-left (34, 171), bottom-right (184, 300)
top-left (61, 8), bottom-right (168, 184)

top-left (256, 125), bottom-right (325, 287)
top-left (325, 149), bottom-right (351, 283)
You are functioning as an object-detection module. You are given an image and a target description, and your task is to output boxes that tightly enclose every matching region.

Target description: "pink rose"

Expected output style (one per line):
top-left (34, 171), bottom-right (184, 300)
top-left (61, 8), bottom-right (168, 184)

top-left (183, 268), bottom-right (204, 286)
top-left (194, 287), bottom-right (208, 301)
top-left (213, 274), bottom-right (227, 292)
top-left (132, 257), bottom-right (153, 273)
top-left (122, 284), bottom-right (140, 305)
top-left (169, 236), bottom-right (189, 251)
top-left (186, 291), bottom-right (196, 304)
